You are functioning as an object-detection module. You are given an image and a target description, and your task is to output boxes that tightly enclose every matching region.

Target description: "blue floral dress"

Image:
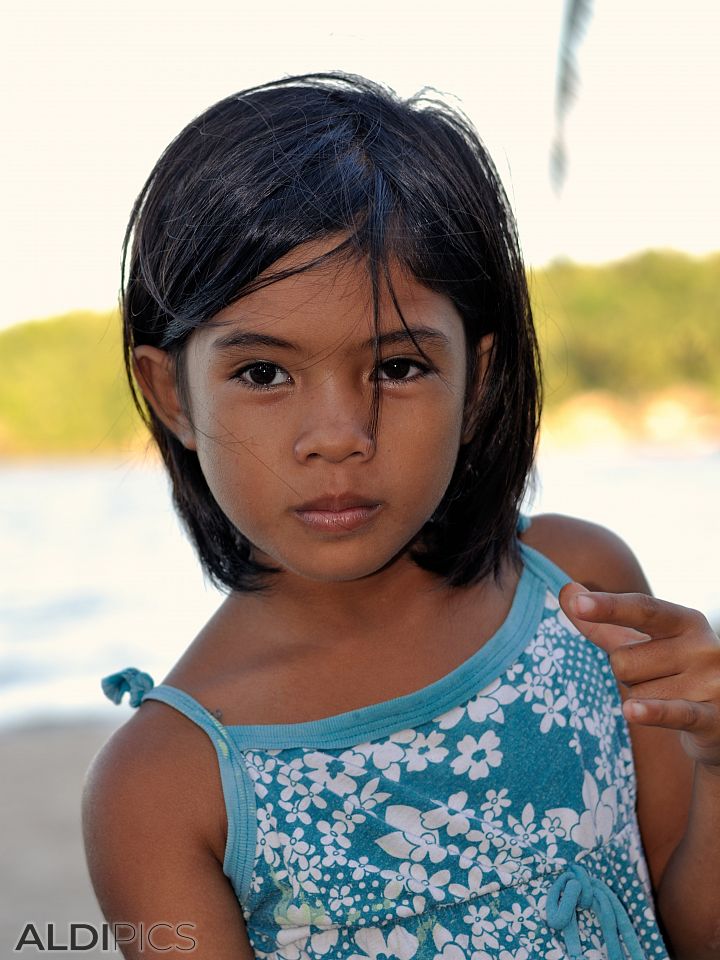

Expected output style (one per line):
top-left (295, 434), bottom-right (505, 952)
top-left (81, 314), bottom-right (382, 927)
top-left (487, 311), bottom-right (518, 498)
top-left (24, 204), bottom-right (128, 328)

top-left (102, 521), bottom-right (671, 960)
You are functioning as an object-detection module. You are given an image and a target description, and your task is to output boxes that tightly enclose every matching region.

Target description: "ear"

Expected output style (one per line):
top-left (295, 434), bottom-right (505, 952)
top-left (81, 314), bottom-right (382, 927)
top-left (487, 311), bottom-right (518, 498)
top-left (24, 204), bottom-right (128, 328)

top-left (461, 332), bottom-right (495, 445)
top-left (132, 345), bottom-right (197, 451)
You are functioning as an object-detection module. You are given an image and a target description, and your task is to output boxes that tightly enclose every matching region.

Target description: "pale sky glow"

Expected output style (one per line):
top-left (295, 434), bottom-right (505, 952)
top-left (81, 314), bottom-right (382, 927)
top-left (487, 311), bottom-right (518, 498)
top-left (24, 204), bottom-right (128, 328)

top-left (3, 0), bottom-right (718, 330)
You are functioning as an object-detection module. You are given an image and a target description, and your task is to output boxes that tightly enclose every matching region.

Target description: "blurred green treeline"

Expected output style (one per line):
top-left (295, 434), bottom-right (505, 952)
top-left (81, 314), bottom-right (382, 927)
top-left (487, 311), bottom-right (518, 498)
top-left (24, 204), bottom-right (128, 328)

top-left (0, 310), bottom-right (138, 457)
top-left (531, 250), bottom-right (720, 405)
top-left (1, 250), bottom-right (719, 457)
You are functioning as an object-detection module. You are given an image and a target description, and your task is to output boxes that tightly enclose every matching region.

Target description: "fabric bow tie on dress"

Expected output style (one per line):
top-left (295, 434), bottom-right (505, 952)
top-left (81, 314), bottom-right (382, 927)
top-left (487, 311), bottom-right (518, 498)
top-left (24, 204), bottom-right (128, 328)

top-left (546, 862), bottom-right (646, 960)
top-left (101, 667), bottom-right (154, 708)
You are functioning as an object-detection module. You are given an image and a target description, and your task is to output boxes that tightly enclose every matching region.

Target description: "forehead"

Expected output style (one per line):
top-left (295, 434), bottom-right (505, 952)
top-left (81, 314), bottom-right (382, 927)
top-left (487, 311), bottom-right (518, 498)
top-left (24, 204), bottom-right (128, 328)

top-left (194, 237), bottom-right (465, 354)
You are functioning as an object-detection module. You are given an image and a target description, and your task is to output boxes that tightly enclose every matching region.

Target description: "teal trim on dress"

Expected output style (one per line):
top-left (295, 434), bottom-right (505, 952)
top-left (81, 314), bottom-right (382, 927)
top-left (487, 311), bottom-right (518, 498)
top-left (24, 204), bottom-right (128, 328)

top-left (519, 540), bottom-right (574, 595)
top-left (136, 685), bottom-right (258, 909)
top-left (120, 530), bottom-right (576, 759)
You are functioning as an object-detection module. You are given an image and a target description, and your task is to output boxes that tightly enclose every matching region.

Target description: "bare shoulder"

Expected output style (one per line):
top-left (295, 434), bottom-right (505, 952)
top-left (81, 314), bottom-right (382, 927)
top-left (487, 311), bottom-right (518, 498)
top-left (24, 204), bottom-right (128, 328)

top-left (82, 704), bottom-right (255, 958)
top-left (82, 701), bottom-right (224, 906)
top-left (520, 512), bottom-right (652, 593)
top-left (83, 699), bottom-right (227, 869)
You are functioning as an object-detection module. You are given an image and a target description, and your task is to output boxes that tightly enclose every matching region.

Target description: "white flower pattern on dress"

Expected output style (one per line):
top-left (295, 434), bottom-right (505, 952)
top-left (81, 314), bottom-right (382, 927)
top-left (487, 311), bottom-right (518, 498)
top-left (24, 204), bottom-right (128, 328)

top-left (451, 731), bottom-right (503, 780)
top-left (349, 925), bottom-right (419, 959)
top-left (185, 569), bottom-right (670, 960)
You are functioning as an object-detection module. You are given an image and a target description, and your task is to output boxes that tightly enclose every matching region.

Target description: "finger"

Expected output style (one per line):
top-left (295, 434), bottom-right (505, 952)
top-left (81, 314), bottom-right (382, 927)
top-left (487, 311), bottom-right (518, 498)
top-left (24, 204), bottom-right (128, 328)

top-left (608, 636), bottom-right (684, 686)
top-left (561, 585), bottom-right (706, 644)
top-left (620, 675), bottom-right (685, 701)
top-left (623, 697), bottom-right (719, 734)
top-left (559, 583), bottom-right (651, 654)
top-left (625, 646), bottom-right (720, 701)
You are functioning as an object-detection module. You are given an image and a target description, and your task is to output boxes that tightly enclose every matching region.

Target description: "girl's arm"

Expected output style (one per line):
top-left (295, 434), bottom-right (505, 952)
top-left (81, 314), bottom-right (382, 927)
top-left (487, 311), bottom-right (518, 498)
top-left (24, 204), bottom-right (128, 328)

top-left (527, 514), bottom-right (720, 959)
top-left (82, 713), bottom-right (257, 959)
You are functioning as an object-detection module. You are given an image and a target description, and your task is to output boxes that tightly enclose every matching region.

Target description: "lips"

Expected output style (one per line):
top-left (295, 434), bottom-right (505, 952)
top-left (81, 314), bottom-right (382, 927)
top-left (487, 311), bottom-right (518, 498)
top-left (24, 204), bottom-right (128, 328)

top-left (295, 493), bottom-right (380, 512)
top-left (293, 494), bottom-right (383, 532)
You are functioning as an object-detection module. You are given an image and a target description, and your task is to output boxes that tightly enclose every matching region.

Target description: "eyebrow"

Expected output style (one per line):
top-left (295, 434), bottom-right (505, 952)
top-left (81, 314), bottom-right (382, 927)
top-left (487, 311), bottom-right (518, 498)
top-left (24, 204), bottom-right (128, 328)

top-left (210, 326), bottom-right (451, 353)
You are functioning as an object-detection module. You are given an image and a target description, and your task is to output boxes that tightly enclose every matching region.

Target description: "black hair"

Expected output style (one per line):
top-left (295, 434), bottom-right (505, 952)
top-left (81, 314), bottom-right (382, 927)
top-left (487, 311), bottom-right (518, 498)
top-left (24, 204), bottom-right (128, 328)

top-left (121, 70), bottom-right (542, 594)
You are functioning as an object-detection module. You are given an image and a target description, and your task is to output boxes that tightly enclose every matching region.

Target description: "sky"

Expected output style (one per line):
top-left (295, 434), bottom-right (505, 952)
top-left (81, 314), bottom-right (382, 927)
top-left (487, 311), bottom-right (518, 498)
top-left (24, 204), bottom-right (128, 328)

top-left (3, 0), bottom-right (718, 331)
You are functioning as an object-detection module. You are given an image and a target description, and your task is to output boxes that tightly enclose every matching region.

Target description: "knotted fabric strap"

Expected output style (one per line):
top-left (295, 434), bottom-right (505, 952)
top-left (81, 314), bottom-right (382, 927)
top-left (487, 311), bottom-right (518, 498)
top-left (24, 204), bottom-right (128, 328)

top-left (546, 863), bottom-right (647, 960)
top-left (101, 667), bottom-right (154, 708)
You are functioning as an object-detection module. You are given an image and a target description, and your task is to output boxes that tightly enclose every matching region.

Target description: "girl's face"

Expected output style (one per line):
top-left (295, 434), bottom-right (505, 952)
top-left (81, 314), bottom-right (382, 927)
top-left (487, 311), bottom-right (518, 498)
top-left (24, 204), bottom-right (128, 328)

top-left (137, 237), bottom-right (491, 585)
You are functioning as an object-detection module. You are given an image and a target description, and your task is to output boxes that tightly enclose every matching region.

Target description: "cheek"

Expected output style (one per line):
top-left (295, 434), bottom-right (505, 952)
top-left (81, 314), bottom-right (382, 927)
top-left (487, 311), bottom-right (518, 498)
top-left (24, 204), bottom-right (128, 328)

top-left (380, 397), bottom-right (462, 466)
top-left (381, 396), bottom-right (464, 491)
top-left (192, 423), bottom-right (282, 532)
top-left (199, 461), bottom-right (286, 562)
top-left (187, 374), bottom-right (286, 491)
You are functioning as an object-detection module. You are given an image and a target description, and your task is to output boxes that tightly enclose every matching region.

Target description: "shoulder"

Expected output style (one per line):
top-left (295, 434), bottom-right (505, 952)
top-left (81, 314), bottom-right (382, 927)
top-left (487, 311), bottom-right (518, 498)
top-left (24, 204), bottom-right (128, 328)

top-left (82, 704), bottom-right (256, 957)
top-left (519, 512), bottom-right (651, 593)
top-left (82, 700), bottom-right (227, 867)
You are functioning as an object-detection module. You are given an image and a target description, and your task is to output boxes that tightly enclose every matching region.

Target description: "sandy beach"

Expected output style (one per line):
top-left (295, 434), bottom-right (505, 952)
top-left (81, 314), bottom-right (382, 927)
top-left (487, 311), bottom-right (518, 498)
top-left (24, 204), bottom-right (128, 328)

top-left (0, 717), bottom-right (124, 957)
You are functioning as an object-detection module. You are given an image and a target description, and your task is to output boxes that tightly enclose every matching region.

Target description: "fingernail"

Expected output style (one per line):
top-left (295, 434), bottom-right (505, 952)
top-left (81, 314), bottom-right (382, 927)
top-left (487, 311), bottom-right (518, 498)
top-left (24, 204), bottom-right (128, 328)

top-left (574, 594), bottom-right (595, 615)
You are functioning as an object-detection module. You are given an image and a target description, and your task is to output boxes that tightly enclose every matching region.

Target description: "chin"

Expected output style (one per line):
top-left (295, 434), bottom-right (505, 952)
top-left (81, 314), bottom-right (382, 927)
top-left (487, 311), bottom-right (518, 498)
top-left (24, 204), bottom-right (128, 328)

top-left (282, 556), bottom-right (396, 584)
top-left (268, 538), bottom-right (413, 584)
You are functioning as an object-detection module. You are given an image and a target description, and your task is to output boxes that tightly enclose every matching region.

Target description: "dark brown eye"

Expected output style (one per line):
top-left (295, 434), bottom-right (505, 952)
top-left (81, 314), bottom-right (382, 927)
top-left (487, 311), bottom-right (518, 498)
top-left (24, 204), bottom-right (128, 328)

top-left (377, 358), bottom-right (430, 382)
top-left (233, 362), bottom-right (289, 389)
top-left (248, 362), bottom-right (279, 385)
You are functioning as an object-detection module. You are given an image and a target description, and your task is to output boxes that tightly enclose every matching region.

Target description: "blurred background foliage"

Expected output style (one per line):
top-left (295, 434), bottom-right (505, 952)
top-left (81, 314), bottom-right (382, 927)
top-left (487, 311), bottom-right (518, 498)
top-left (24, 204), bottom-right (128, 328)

top-left (0, 310), bottom-right (135, 456)
top-left (534, 250), bottom-right (720, 403)
top-left (1, 249), bottom-right (719, 456)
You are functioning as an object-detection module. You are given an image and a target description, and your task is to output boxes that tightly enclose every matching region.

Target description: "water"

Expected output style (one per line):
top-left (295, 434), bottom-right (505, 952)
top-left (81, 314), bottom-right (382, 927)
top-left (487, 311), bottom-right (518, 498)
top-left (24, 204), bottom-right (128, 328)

top-left (0, 458), bottom-right (223, 729)
top-left (1, 448), bottom-right (719, 728)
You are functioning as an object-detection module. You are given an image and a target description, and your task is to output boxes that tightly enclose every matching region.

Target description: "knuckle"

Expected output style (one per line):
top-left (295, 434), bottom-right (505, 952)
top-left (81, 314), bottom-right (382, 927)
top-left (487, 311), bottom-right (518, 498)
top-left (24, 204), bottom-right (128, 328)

top-left (638, 592), bottom-right (657, 621)
top-left (699, 648), bottom-right (720, 680)
top-left (685, 606), bottom-right (708, 629)
top-left (683, 702), bottom-right (699, 728)
top-left (604, 593), bottom-right (618, 618)
top-left (609, 646), bottom-right (631, 679)
top-left (654, 699), bottom-right (668, 722)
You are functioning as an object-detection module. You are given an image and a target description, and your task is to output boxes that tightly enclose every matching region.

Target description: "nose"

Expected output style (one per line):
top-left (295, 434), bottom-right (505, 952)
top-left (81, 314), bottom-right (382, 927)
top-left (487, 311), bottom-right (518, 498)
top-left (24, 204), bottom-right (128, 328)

top-left (292, 379), bottom-right (375, 464)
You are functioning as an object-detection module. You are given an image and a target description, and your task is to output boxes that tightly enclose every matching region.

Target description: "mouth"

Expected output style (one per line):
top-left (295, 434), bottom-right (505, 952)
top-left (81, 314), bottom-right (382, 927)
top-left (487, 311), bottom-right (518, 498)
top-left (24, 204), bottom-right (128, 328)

top-left (295, 503), bottom-right (382, 532)
top-left (295, 493), bottom-right (380, 512)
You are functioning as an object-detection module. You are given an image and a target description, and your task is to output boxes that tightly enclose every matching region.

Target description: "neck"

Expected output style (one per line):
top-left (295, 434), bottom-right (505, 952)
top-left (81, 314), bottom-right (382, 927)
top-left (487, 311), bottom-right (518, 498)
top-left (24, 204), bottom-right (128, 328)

top-left (221, 550), bottom-right (512, 654)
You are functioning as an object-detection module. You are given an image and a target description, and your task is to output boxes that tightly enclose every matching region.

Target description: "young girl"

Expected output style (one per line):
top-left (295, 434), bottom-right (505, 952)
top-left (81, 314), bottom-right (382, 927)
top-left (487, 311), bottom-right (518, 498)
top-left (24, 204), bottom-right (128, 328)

top-left (83, 72), bottom-right (720, 960)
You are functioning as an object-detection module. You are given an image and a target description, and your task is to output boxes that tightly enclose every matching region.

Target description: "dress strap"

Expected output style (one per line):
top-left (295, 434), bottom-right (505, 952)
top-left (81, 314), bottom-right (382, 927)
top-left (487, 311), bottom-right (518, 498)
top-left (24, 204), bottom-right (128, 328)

top-left (141, 684), bottom-right (230, 747)
top-left (519, 541), bottom-right (573, 596)
top-left (100, 667), bottom-right (257, 907)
